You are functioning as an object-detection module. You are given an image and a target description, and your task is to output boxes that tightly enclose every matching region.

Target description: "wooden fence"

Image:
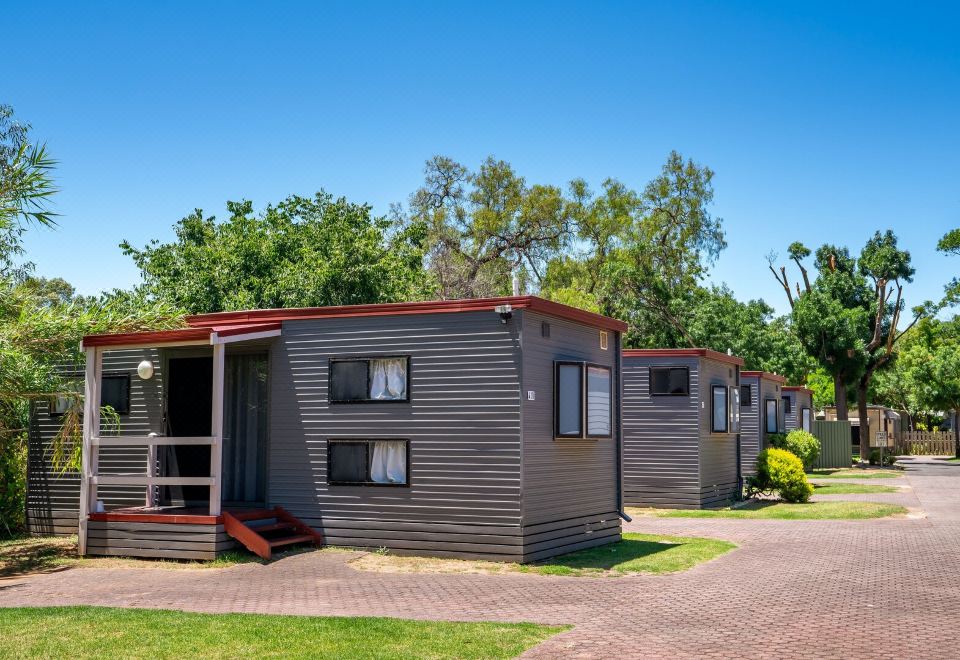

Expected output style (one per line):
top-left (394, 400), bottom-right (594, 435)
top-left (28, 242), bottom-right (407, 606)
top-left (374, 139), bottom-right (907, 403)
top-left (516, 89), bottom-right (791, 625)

top-left (811, 420), bottom-right (852, 469)
top-left (897, 432), bottom-right (957, 456)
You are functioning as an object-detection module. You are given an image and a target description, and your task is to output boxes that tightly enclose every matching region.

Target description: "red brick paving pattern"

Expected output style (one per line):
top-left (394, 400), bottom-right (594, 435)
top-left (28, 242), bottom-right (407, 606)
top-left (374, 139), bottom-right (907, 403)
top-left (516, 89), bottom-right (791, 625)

top-left (3, 459), bottom-right (959, 659)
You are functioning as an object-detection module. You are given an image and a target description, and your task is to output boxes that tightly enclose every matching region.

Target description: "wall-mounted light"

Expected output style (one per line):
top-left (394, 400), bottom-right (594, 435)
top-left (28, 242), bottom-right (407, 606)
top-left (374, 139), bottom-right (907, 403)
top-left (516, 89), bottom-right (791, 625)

top-left (494, 304), bottom-right (513, 324)
top-left (137, 360), bottom-right (155, 380)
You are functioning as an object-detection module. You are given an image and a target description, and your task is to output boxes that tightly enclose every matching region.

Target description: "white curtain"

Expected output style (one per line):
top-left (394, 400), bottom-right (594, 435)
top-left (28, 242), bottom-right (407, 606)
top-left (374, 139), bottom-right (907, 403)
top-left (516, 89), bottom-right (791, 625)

top-left (370, 441), bottom-right (407, 484)
top-left (369, 358), bottom-right (407, 400)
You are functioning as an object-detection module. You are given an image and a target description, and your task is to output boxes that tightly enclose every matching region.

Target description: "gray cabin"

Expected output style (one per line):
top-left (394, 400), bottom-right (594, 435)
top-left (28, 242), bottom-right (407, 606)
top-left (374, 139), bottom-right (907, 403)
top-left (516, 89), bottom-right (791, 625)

top-left (782, 386), bottom-right (814, 433)
top-left (27, 296), bottom-right (626, 563)
top-left (739, 371), bottom-right (786, 476)
top-left (621, 349), bottom-right (744, 509)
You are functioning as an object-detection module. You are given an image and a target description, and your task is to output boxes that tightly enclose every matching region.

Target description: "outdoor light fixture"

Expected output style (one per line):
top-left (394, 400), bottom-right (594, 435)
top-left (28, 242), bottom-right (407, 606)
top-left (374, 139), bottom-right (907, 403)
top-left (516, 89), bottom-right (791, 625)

top-left (137, 360), bottom-right (155, 380)
top-left (494, 304), bottom-right (513, 323)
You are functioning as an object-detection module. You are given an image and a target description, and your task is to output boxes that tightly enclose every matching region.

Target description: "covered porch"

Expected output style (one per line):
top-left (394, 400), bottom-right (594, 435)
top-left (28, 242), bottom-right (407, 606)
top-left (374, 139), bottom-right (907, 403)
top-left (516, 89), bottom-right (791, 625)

top-left (77, 321), bottom-right (319, 560)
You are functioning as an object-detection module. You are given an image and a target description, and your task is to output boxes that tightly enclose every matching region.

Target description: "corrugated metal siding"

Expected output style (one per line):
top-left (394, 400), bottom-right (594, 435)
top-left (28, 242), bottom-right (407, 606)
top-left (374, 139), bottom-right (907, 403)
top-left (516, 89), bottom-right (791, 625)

top-left (519, 311), bottom-right (621, 557)
top-left (27, 349), bottom-right (160, 536)
top-left (86, 521), bottom-right (233, 560)
top-left (740, 375), bottom-right (783, 476)
top-left (784, 391), bottom-right (813, 431)
top-left (740, 378), bottom-right (760, 476)
top-left (267, 312), bottom-right (526, 560)
top-left (622, 356), bottom-right (702, 508)
top-left (697, 359), bottom-right (739, 506)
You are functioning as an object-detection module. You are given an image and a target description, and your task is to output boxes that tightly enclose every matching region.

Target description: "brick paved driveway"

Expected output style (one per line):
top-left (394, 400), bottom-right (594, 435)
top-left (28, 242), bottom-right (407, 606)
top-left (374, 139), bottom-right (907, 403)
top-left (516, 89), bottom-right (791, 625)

top-left (3, 458), bottom-right (960, 659)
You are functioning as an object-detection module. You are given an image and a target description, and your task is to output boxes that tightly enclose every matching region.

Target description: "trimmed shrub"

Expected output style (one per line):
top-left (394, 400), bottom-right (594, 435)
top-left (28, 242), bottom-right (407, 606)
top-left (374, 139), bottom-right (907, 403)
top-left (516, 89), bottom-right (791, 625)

top-left (770, 429), bottom-right (821, 469)
top-left (750, 448), bottom-right (813, 503)
top-left (868, 449), bottom-right (896, 466)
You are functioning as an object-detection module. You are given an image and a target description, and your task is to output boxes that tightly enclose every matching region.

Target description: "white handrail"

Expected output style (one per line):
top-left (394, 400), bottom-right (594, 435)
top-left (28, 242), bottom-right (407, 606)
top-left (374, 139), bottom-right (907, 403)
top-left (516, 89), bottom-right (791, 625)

top-left (91, 475), bottom-right (215, 486)
top-left (92, 436), bottom-right (217, 447)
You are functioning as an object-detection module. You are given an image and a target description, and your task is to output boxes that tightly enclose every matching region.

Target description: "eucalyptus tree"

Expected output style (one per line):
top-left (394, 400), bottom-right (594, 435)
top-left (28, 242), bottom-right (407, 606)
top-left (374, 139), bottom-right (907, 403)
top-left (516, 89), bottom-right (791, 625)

top-left (409, 156), bottom-right (577, 299)
top-left (769, 231), bottom-right (925, 455)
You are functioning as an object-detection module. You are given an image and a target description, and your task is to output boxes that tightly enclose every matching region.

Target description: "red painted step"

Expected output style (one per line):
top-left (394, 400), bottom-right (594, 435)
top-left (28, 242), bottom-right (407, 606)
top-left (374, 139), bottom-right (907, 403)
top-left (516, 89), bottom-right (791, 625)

top-left (222, 507), bottom-right (323, 559)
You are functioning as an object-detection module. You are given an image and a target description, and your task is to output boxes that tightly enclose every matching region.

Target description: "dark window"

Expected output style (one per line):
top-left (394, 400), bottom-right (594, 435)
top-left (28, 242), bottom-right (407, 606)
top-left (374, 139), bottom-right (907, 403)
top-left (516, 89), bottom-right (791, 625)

top-left (782, 395), bottom-right (792, 415)
top-left (555, 362), bottom-right (584, 437)
top-left (328, 439), bottom-right (409, 486)
top-left (765, 399), bottom-right (779, 433)
top-left (712, 385), bottom-right (729, 433)
top-left (329, 356), bottom-right (409, 403)
top-left (650, 367), bottom-right (690, 396)
top-left (101, 374), bottom-right (130, 414)
top-left (541, 321), bottom-right (551, 338)
top-left (740, 385), bottom-right (751, 407)
top-left (586, 365), bottom-right (612, 438)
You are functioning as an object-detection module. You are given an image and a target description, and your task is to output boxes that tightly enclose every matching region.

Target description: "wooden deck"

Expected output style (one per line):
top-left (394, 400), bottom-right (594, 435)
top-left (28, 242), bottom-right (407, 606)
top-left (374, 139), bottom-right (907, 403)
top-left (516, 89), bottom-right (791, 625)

top-left (83, 506), bottom-right (321, 560)
top-left (88, 506), bottom-right (222, 525)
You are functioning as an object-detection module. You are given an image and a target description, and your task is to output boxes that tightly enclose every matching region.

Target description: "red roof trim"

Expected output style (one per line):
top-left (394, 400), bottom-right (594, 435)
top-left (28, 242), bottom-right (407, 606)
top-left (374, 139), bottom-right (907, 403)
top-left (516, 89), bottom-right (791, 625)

top-left (82, 327), bottom-right (212, 348)
top-left (782, 385), bottom-right (814, 395)
top-left (622, 348), bottom-right (745, 367)
top-left (185, 296), bottom-right (628, 333)
top-left (741, 370), bottom-right (787, 384)
top-left (213, 322), bottom-right (283, 337)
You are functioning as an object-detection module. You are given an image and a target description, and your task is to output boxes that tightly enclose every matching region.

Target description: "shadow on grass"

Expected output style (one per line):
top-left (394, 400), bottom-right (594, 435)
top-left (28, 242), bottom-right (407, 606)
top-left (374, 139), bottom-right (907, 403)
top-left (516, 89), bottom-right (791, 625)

top-left (0, 536), bottom-right (77, 579)
top-left (535, 538), bottom-right (675, 572)
top-left (523, 533), bottom-right (736, 576)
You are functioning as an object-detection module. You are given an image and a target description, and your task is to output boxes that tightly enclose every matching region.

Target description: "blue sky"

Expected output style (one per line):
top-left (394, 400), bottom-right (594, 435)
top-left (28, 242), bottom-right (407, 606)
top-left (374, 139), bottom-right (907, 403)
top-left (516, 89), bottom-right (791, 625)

top-left (7, 1), bottom-right (959, 314)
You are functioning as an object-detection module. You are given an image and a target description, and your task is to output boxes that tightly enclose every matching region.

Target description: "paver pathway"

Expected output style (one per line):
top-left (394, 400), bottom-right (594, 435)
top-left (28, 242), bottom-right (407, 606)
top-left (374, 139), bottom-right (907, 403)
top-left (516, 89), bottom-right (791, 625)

top-left (2, 460), bottom-right (959, 658)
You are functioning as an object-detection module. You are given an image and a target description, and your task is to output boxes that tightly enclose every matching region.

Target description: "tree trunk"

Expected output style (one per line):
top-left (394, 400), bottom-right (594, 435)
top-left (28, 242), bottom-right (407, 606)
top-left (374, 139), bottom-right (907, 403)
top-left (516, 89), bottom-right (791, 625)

top-left (833, 373), bottom-right (848, 420)
top-left (857, 382), bottom-right (871, 465)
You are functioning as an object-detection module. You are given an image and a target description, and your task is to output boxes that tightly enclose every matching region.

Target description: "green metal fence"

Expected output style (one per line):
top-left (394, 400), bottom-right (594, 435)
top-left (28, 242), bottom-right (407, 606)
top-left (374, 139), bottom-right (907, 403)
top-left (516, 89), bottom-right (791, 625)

top-left (811, 420), bottom-right (852, 469)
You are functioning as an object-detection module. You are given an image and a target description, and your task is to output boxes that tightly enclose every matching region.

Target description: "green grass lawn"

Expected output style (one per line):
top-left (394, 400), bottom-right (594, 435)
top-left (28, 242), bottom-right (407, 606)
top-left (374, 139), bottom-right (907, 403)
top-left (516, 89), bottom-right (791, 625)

top-left (520, 533), bottom-right (736, 577)
top-left (807, 468), bottom-right (902, 479)
top-left (629, 500), bottom-right (907, 520)
top-left (812, 483), bottom-right (899, 495)
top-left (0, 607), bottom-right (565, 659)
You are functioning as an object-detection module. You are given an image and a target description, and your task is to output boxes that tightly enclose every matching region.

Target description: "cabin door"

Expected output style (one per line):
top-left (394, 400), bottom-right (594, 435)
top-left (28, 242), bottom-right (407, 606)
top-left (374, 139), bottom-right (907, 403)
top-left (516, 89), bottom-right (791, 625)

top-left (163, 356), bottom-right (213, 507)
top-left (162, 353), bottom-right (269, 508)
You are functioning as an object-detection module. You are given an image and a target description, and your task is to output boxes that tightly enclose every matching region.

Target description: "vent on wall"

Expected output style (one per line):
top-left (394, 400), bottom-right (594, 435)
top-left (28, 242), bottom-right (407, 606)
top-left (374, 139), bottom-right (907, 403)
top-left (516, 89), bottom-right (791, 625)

top-left (542, 322), bottom-right (551, 338)
top-left (600, 331), bottom-right (608, 350)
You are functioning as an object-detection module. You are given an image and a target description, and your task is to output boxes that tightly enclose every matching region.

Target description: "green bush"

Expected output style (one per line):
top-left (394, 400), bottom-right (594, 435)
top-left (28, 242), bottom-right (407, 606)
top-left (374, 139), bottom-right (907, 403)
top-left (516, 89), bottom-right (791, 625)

top-left (868, 449), bottom-right (897, 466)
top-left (750, 448), bottom-right (813, 503)
top-left (0, 433), bottom-right (27, 536)
top-left (770, 429), bottom-right (821, 469)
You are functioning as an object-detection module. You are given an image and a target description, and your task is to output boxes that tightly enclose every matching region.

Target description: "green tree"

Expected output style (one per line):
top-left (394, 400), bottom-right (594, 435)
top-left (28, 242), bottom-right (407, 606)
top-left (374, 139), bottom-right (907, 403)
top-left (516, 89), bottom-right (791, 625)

top-left (409, 156), bottom-right (577, 299)
top-left (123, 192), bottom-right (431, 314)
top-left (602, 152), bottom-right (726, 345)
top-left (681, 285), bottom-right (814, 383)
top-left (769, 232), bottom-right (925, 456)
top-left (539, 151), bottom-right (726, 346)
top-left (938, 228), bottom-right (960, 305)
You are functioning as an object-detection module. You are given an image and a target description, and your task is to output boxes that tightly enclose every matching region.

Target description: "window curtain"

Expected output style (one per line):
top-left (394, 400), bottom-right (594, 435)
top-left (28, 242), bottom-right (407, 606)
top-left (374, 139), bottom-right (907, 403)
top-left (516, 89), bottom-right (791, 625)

top-left (586, 366), bottom-right (610, 436)
top-left (222, 353), bottom-right (268, 503)
top-left (369, 358), bottom-right (406, 400)
top-left (370, 441), bottom-right (407, 484)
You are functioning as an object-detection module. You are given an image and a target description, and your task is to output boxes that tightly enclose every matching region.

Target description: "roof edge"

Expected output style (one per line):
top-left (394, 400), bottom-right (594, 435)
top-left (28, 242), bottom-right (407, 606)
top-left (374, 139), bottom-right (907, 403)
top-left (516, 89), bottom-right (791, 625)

top-left (185, 295), bottom-right (628, 333)
top-left (741, 370), bottom-right (787, 384)
top-left (622, 348), bottom-right (745, 367)
top-left (782, 385), bottom-right (814, 395)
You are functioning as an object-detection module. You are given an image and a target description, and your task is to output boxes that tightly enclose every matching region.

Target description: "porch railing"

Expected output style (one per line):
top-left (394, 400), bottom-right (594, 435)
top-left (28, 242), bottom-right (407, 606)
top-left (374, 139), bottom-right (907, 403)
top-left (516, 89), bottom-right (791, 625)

top-left (87, 435), bottom-right (220, 508)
